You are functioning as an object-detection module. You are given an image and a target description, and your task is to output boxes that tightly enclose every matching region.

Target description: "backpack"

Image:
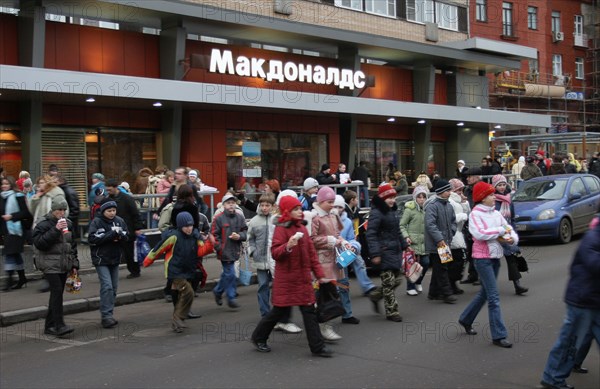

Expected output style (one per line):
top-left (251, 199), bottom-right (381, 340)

top-left (90, 194), bottom-right (106, 220)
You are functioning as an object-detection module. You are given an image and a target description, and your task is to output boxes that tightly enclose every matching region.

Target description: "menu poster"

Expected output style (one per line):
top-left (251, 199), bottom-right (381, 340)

top-left (242, 141), bottom-right (262, 178)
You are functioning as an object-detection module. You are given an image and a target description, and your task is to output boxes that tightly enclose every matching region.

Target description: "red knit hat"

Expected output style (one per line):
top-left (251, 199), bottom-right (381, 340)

top-left (278, 196), bottom-right (302, 223)
top-left (378, 183), bottom-right (397, 200)
top-left (472, 181), bottom-right (495, 203)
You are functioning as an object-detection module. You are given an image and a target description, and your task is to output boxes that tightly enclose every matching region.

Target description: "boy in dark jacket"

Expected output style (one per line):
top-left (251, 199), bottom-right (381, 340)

top-left (144, 212), bottom-right (207, 333)
top-left (211, 194), bottom-right (248, 309)
top-left (366, 184), bottom-right (407, 321)
top-left (88, 200), bottom-right (128, 329)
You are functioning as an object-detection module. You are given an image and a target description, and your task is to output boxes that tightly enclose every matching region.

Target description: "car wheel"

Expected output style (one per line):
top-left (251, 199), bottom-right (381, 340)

top-left (558, 218), bottom-right (572, 244)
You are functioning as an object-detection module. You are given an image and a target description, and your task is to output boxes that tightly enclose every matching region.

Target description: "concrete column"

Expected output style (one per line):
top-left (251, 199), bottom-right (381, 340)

top-left (159, 19), bottom-right (186, 166)
top-left (412, 63), bottom-right (436, 173)
top-left (337, 45), bottom-right (360, 168)
top-left (18, 0), bottom-right (46, 67)
top-left (20, 99), bottom-right (43, 177)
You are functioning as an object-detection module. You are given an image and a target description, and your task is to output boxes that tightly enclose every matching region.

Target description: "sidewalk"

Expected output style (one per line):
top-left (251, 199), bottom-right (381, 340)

top-left (0, 243), bottom-right (251, 327)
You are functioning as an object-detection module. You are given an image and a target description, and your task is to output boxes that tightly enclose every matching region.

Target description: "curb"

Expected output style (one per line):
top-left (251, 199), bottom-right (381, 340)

top-left (0, 276), bottom-right (257, 327)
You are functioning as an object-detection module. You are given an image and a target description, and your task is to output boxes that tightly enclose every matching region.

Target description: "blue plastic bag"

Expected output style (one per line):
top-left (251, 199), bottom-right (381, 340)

top-left (136, 234), bottom-right (151, 264)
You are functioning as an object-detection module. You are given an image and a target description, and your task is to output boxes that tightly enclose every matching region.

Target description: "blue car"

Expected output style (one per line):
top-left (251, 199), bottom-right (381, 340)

top-left (512, 174), bottom-right (600, 244)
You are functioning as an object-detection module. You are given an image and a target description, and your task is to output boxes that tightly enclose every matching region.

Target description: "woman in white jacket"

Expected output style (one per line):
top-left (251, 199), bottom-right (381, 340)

top-left (512, 156), bottom-right (525, 188)
top-left (448, 179), bottom-right (470, 295)
top-left (458, 181), bottom-right (518, 349)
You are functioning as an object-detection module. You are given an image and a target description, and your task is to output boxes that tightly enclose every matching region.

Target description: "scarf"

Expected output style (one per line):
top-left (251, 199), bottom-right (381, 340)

top-left (495, 192), bottom-right (511, 220)
top-left (1, 190), bottom-right (23, 236)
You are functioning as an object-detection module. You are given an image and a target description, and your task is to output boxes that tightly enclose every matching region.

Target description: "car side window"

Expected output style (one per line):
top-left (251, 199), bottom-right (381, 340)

top-left (583, 176), bottom-right (600, 194)
top-left (569, 178), bottom-right (587, 198)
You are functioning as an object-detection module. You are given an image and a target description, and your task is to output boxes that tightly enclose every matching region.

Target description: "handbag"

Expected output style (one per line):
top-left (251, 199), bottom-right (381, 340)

top-left (135, 234), bottom-right (151, 265)
top-left (403, 248), bottom-right (423, 283)
top-left (516, 253), bottom-right (529, 272)
top-left (316, 282), bottom-right (345, 323)
top-left (335, 247), bottom-right (357, 268)
top-left (65, 270), bottom-right (82, 294)
top-left (238, 250), bottom-right (253, 286)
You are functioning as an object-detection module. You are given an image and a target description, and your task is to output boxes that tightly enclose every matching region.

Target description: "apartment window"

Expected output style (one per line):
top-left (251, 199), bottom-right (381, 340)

top-left (551, 11), bottom-right (561, 33)
top-left (575, 57), bottom-right (584, 79)
top-left (365, 0), bottom-right (396, 18)
top-left (552, 54), bottom-right (563, 76)
top-left (476, 0), bottom-right (487, 22)
top-left (335, 0), bottom-right (362, 11)
top-left (574, 15), bottom-right (583, 35)
top-left (528, 59), bottom-right (539, 74)
top-left (527, 7), bottom-right (537, 30)
top-left (502, 2), bottom-right (513, 37)
top-left (406, 1), bottom-right (459, 30)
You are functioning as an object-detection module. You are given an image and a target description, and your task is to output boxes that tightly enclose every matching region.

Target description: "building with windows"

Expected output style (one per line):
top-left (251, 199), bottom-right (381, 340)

top-left (468, 0), bottom-right (600, 160)
top-left (1, 0), bottom-right (550, 207)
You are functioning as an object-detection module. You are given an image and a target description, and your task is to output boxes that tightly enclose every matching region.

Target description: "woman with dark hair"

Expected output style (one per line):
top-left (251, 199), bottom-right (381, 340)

top-left (1, 176), bottom-right (33, 290)
top-left (169, 184), bottom-right (200, 230)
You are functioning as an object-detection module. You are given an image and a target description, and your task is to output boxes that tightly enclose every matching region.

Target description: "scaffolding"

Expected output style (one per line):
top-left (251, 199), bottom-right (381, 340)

top-left (488, 0), bottom-right (600, 158)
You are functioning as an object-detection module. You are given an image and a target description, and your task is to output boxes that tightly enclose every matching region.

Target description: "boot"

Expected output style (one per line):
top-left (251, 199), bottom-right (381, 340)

top-left (514, 280), bottom-right (528, 295)
top-left (2, 271), bottom-right (14, 291)
top-left (12, 270), bottom-right (28, 290)
top-left (451, 282), bottom-right (464, 295)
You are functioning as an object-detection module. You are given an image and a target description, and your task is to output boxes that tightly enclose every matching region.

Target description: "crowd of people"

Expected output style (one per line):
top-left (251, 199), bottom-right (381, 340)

top-left (1, 154), bottom-right (598, 378)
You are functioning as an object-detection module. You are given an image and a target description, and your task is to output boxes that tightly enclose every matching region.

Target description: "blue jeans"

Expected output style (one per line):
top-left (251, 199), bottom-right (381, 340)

top-left (213, 261), bottom-right (237, 302)
top-left (360, 186), bottom-right (370, 208)
top-left (351, 255), bottom-right (376, 294)
top-left (459, 258), bottom-right (507, 341)
top-left (338, 269), bottom-right (352, 319)
top-left (542, 304), bottom-right (600, 386)
top-left (256, 269), bottom-right (272, 317)
top-left (407, 255), bottom-right (430, 291)
top-left (96, 265), bottom-right (119, 319)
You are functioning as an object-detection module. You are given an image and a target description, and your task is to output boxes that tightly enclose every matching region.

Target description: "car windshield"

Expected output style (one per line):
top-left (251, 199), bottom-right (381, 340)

top-left (513, 179), bottom-right (567, 201)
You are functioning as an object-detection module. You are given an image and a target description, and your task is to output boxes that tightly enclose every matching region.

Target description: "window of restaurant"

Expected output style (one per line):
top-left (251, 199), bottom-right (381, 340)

top-left (0, 125), bottom-right (22, 178)
top-left (355, 139), bottom-right (445, 186)
top-left (226, 130), bottom-right (327, 192)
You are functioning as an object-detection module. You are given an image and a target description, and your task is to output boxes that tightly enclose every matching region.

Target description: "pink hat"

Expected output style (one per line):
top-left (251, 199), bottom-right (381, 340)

top-left (449, 178), bottom-right (464, 191)
top-left (492, 174), bottom-right (508, 188)
top-left (316, 186), bottom-right (336, 203)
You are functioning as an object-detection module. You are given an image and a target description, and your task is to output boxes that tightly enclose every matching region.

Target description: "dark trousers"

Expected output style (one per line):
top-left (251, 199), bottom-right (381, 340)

top-left (465, 238), bottom-right (478, 281)
top-left (449, 249), bottom-right (466, 283)
top-left (504, 254), bottom-right (522, 281)
top-left (121, 239), bottom-right (140, 276)
top-left (252, 305), bottom-right (325, 353)
top-left (45, 272), bottom-right (67, 330)
top-left (428, 253), bottom-right (453, 297)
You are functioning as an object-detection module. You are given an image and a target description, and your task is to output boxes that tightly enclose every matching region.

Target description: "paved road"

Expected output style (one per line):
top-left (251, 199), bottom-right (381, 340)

top-left (1, 239), bottom-right (598, 388)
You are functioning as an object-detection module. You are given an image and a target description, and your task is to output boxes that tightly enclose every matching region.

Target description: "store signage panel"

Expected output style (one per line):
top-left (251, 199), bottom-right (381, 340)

top-left (242, 141), bottom-right (262, 178)
top-left (209, 49), bottom-right (367, 90)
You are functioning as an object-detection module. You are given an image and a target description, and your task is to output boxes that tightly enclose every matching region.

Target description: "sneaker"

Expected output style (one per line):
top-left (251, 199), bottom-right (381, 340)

top-left (406, 289), bottom-right (418, 296)
top-left (341, 316), bottom-right (360, 324)
top-left (386, 314), bottom-right (403, 322)
top-left (101, 318), bottom-right (118, 329)
top-left (275, 322), bottom-right (303, 333)
top-left (55, 325), bottom-right (75, 337)
top-left (319, 323), bottom-right (342, 341)
top-left (252, 339), bottom-right (271, 353)
top-left (415, 284), bottom-right (423, 293)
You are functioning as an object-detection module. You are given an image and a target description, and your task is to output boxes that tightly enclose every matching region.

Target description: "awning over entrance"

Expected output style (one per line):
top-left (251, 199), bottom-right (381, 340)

top-left (493, 132), bottom-right (600, 143)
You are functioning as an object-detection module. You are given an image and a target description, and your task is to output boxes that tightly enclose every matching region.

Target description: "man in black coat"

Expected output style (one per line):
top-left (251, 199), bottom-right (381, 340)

top-left (351, 161), bottom-right (371, 208)
top-left (315, 164), bottom-right (337, 185)
top-left (105, 179), bottom-right (144, 278)
top-left (588, 152), bottom-right (600, 179)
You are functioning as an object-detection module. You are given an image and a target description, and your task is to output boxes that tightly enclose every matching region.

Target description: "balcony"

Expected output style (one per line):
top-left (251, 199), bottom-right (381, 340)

top-left (574, 34), bottom-right (588, 48)
top-left (492, 70), bottom-right (572, 97)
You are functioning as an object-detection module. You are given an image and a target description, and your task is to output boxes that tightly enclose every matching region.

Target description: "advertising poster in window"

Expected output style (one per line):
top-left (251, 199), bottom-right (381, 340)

top-left (242, 141), bottom-right (262, 177)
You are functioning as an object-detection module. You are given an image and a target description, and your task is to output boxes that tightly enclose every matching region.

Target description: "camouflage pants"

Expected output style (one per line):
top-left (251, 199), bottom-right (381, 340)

top-left (380, 270), bottom-right (402, 317)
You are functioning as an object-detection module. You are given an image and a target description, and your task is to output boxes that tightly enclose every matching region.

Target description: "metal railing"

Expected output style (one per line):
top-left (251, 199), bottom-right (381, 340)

top-left (131, 191), bottom-right (220, 227)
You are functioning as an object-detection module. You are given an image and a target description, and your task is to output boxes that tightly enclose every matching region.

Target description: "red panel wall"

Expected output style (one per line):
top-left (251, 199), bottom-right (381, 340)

top-left (44, 22), bottom-right (159, 77)
top-left (42, 105), bottom-right (160, 128)
top-left (359, 64), bottom-right (413, 101)
top-left (0, 14), bottom-right (18, 65)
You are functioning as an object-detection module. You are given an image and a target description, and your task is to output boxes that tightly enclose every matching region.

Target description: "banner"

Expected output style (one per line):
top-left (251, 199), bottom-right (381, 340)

top-left (242, 141), bottom-right (261, 178)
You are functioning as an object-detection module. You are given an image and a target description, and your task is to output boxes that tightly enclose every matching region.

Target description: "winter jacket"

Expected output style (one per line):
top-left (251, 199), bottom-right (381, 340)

top-left (32, 213), bottom-right (79, 274)
top-left (400, 200), bottom-right (426, 255)
top-left (365, 194), bottom-right (407, 271)
top-left (568, 153), bottom-right (582, 172)
top-left (88, 181), bottom-right (105, 207)
top-left (589, 158), bottom-right (600, 178)
top-left (340, 212), bottom-right (360, 252)
top-left (448, 192), bottom-right (470, 249)
top-left (512, 157), bottom-right (525, 179)
top-left (29, 186), bottom-right (68, 226)
top-left (0, 191), bottom-right (32, 253)
top-left (315, 171), bottom-right (336, 185)
top-left (88, 214), bottom-right (129, 266)
top-left (109, 191), bottom-right (144, 235)
top-left (309, 203), bottom-right (344, 279)
top-left (564, 221), bottom-right (600, 309)
top-left (549, 162), bottom-right (566, 175)
top-left (520, 163), bottom-right (543, 180)
top-left (424, 196), bottom-right (456, 254)
top-left (299, 193), bottom-right (315, 211)
top-left (247, 212), bottom-right (274, 271)
top-left (169, 201), bottom-right (200, 230)
top-left (469, 204), bottom-right (518, 259)
top-left (271, 219), bottom-right (325, 307)
top-left (59, 182), bottom-right (80, 222)
top-left (211, 210), bottom-right (247, 262)
top-left (143, 228), bottom-right (202, 279)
